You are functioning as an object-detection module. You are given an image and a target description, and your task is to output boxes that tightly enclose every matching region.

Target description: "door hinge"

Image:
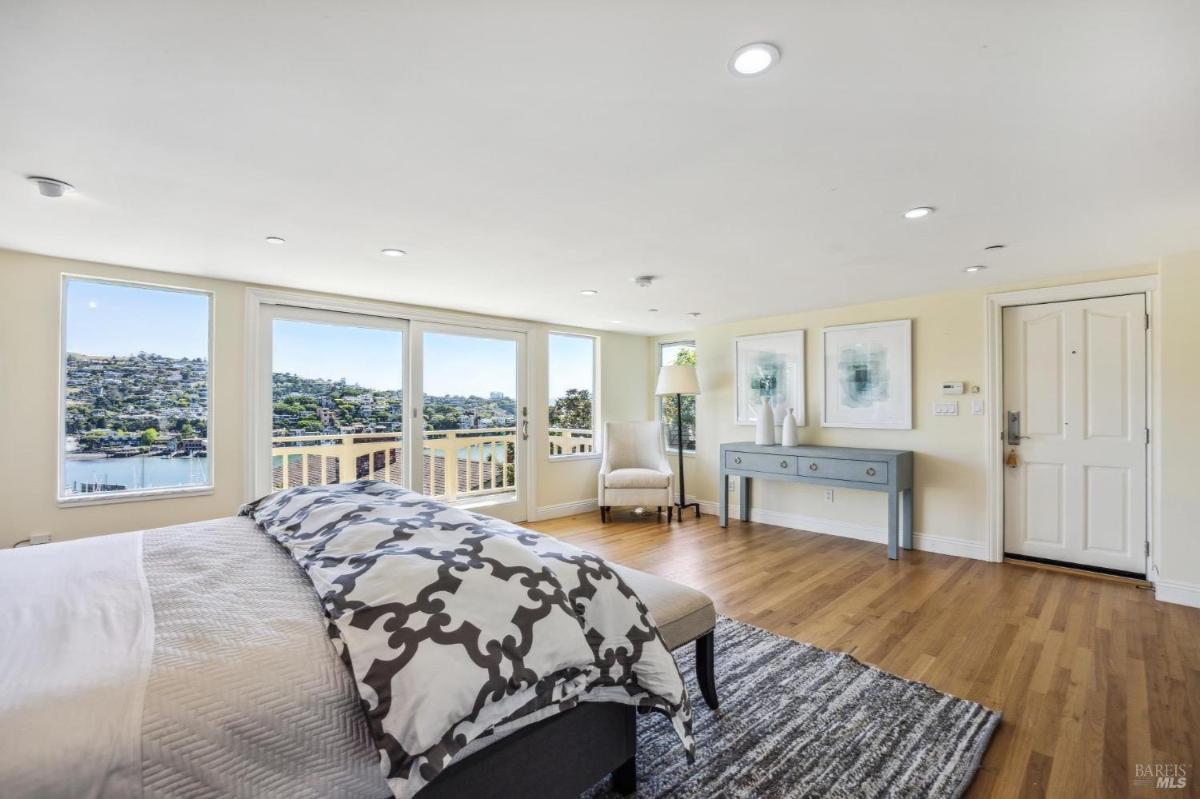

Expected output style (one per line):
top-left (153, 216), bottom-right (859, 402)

top-left (1145, 540), bottom-right (1150, 557)
top-left (1146, 428), bottom-right (1151, 445)
top-left (1145, 314), bottom-right (1150, 330)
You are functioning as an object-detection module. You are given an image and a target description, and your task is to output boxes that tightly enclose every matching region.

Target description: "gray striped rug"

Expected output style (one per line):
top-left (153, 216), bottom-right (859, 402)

top-left (584, 617), bottom-right (1000, 799)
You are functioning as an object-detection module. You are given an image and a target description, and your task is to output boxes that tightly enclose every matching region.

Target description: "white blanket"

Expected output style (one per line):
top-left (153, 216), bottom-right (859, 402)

top-left (0, 532), bottom-right (154, 799)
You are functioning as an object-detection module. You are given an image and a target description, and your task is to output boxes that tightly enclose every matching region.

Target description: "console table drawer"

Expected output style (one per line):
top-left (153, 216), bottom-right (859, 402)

top-left (725, 451), bottom-right (798, 475)
top-left (800, 458), bottom-right (889, 484)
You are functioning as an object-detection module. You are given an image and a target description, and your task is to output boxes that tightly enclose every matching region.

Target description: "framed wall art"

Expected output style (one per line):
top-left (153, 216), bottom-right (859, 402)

top-left (734, 330), bottom-right (805, 426)
top-left (821, 319), bottom-right (912, 429)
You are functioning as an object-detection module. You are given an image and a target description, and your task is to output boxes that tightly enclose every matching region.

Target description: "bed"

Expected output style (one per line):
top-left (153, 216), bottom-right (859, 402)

top-left (0, 482), bottom-right (698, 799)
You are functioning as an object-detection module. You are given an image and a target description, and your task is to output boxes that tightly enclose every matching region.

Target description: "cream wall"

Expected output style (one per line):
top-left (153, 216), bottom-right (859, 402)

top-left (652, 263), bottom-right (1188, 565)
top-left (0, 248), bottom-right (652, 548)
top-left (1157, 251), bottom-right (1200, 599)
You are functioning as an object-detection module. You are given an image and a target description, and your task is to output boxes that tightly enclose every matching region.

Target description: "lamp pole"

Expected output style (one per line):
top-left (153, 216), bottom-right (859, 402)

top-left (674, 392), bottom-right (699, 519)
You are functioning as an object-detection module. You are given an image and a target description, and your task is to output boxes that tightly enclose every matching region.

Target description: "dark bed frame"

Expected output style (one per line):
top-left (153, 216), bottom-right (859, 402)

top-left (421, 630), bottom-right (717, 799)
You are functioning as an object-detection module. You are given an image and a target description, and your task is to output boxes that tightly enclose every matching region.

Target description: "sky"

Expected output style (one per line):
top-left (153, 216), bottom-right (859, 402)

top-left (65, 279), bottom-right (209, 358)
top-left (547, 333), bottom-right (594, 401)
top-left (274, 325), bottom-right (594, 398)
top-left (63, 279), bottom-right (593, 400)
top-left (274, 320), bottom-right (406, 390)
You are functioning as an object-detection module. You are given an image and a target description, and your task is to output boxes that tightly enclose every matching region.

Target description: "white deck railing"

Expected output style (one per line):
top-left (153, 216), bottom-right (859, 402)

top-left (271, 427), bottom-right (593, 503)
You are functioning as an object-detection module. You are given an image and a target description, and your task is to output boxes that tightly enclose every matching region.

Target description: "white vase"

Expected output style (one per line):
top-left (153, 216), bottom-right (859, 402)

top-left (781, 408), bottom-right (799, 447)
top-left (754, 398), bottom-right (775, 445)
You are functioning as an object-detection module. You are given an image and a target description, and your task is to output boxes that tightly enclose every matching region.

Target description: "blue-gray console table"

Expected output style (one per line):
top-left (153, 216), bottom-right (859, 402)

top-left (719, 442), bottom-right (915, 560)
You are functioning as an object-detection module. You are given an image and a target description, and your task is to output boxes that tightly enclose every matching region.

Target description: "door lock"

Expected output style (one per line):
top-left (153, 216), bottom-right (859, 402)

top-left (1006, 411), bottom-right (1030, 445)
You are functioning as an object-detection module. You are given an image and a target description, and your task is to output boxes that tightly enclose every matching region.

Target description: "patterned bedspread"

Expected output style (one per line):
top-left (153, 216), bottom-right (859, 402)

top-left (241, 480), bottom-right (694, 799)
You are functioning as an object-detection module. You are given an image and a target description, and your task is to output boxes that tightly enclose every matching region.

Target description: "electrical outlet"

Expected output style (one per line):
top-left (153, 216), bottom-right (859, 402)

top-left (29, 533), bottom-right (52, 545)
top-left (824, 489), bottom-right (835, 503)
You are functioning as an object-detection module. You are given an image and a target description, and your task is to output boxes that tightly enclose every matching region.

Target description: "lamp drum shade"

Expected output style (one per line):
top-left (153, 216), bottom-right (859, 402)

top-left (656, 364), bottom-right (701, 396)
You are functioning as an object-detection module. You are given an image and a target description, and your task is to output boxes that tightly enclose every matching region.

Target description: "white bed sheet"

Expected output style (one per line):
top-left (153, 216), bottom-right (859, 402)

top-left (0, 531), bottom-right (154, 799)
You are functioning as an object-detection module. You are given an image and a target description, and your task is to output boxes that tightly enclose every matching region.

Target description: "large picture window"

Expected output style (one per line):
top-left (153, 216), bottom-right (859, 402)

top-left (61, 277), bottom-right (212, 500)
top-left (547, 332), bottom-right (597, 457)
top-left (658, 340), bottom-right (696, 452)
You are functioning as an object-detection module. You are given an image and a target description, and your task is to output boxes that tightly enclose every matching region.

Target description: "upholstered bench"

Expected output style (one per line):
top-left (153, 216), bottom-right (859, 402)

top-left (614, 565), bottom-right (718, 710)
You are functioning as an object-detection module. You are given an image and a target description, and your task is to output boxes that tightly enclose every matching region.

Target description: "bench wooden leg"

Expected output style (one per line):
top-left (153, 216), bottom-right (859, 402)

top-left (695, 630), bottom-right (719, 710)
top-left (611, 754), bottom-right (636, 795)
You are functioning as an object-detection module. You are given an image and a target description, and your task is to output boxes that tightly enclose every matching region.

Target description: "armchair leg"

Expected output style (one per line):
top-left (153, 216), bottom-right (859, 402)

top-left (657, 505), bottom-right (663, 519)
top-left (668, 505), bottom-right (673, 522)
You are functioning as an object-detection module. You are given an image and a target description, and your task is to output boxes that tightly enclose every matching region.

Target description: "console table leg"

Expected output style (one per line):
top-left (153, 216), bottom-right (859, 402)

top-left (739, 476), bottom-right (750, 522)
top-left (719, 473), bottom-right (729, 527)
top-left (902, 488), bottom-right (914, 550)
top-left (887, 490), bottom-right (899, 560)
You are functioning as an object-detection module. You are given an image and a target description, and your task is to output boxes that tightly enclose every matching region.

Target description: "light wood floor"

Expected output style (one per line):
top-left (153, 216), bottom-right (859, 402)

top-left (528, 510), bottom-right (1200, 799)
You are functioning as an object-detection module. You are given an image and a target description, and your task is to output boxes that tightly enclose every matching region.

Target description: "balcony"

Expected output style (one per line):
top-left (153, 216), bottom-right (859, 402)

top-left (271, 427), bottom-right (594, 503)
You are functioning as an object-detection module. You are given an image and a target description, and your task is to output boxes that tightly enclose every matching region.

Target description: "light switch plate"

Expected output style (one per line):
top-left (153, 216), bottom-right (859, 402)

top-left (934, 401), bottom-right (959, 416)
top-left (972, 399), bottom-right (985, 415)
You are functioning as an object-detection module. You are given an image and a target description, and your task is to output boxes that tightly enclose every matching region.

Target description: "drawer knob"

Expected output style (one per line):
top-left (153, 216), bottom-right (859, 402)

top-left (734, 456), bottom-right (742, 464)
top-left (808, 463), bottom-right (818, 471)
top-left (780, 460), bottom-right (789, 468)
top-left (866, 467), bottom-right (876, 477)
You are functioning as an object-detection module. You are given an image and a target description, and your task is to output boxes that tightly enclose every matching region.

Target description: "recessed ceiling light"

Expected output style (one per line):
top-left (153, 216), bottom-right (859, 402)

top-left (381, 248), bottom-right (406, 257)
top-left (729, 43), bottom-right (781, 77)
top-left (904, 206), bottom-right (935, 219)
top-left (687, 312), bottom-right (702, 318)
top-left (648, 308), bottom-right (659, 313)
top-left (265, 236), bottom-right (286, 244)
top-left (984, 244), bottom-right (1006, 250)
top-left (964, 265), bottom-right (988, 273)
top-left (580, 289), bottom-right (598, 296)
top-left (610, 320), bottom-right (623, 324)
top-left (27, 176), bottom-right (76, 198)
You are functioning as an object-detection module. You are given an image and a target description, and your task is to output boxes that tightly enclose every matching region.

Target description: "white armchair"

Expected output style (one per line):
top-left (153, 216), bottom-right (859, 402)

top-left (597, 421), bottom-right (674, 522)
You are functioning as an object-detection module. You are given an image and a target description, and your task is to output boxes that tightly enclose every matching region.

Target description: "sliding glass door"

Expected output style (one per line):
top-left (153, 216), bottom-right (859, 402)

top-left (254, 306), bottom-right (528, 521)
top-left (411, 322), bottom-right (527, 522)
top-left (257, 306), bottom-right (408, 493)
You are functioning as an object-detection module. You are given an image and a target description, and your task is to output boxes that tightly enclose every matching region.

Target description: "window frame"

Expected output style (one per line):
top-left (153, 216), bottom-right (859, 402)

top-left (657, 339), bottom-right (697, 455)
top-left (57, 274), bottom-right (216, 506)
top-left (546, 331), bottom-right (601, 462)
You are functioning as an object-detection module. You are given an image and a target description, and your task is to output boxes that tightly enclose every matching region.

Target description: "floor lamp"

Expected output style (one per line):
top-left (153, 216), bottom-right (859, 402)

top-left (655, 364), bottom-right (701, 520)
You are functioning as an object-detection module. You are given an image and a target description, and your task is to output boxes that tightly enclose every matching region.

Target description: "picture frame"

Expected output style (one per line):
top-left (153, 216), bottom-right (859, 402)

top-left (821, 319), bottom-right (912, 429)
top-left (734, 330), bottom-right (805, 426)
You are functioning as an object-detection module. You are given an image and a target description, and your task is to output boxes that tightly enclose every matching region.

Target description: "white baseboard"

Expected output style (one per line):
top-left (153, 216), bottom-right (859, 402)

top-left (533, 498), bottom-right (598, 521)
top-left (1154, 578), bottom-right (1200, 609)
top-left (694, 499), bottom-right (988, 561)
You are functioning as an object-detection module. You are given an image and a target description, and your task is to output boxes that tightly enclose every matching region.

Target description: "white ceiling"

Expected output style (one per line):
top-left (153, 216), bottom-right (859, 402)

top-left (2, 1), bottom-right (1198, 334)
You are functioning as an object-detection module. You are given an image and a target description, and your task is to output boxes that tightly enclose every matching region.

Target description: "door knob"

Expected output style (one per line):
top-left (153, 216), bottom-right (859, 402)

top-left (865, 467), bottom-right (876, 476)
top-left (734, 456), bottom-right (742, 464)
top-left (808, 463), bottom-right (818, 471)
top-left (780, 460), bottom-right (789, 468)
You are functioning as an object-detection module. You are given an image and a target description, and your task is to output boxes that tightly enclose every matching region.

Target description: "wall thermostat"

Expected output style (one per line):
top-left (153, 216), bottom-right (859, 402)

top-left (941, 382), bottom-right (965, 395)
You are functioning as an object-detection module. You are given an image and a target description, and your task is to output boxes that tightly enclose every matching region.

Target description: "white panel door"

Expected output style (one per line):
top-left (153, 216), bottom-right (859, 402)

top-left (1002, 294), bottom-right (1147, 574)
